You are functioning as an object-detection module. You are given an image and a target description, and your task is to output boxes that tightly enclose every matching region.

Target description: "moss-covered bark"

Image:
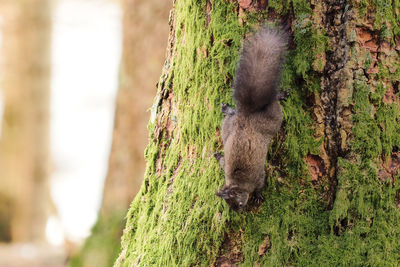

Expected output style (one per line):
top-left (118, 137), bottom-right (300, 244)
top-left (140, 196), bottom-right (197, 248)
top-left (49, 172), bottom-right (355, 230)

top-left (115, 0), bottom-right (400, 265)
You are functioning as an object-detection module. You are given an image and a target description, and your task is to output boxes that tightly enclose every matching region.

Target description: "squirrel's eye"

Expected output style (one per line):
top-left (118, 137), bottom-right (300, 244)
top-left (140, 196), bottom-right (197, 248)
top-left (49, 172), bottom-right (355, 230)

top-left (239, 202), bottom-right (243, 207)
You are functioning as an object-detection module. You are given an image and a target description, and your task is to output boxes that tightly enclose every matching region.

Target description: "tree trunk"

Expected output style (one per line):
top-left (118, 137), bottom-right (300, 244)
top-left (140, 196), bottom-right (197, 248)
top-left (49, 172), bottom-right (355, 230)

top-left (0, 0), bottom-right (52, 242)
top-left (101, 0), bottom-right (172, 220)
top-left (69, 0), bottom-right (171, 266)
top-left (115, 0), bottom-right (400, 265)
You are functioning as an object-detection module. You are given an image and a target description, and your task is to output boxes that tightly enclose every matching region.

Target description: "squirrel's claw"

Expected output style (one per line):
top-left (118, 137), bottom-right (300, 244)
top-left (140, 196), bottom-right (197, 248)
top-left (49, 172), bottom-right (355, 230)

top-left (213, 152), bottom-right (222, 160)
top-left (278, 88), bottom-right (291, 101)
top-left (252, 191), bottom-right (265, 206)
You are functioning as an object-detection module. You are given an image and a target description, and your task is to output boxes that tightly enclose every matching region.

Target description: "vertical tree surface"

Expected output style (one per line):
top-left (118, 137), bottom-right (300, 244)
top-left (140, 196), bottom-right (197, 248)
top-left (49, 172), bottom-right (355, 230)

top-left (0, 0), bottom-right (52, 242)
top-left (114, 0), bottom-right (400, 265)
top-left (101, 0), bottom-right (172, 222)
top-left (69, 0), bottom-right (171, 266)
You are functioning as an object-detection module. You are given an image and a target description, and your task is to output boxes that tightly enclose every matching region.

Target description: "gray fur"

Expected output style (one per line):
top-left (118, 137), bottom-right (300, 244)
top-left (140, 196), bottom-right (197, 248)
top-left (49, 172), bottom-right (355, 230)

top-left (215, 26), bottom-right (287, 212)
top-left (234, 27), bottom-right (287, 114)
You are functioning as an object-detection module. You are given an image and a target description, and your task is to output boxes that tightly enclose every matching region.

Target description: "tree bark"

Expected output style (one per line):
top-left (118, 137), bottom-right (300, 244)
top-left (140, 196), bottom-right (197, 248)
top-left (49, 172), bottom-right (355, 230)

top-left (0, 0), bottom-right (52, 242)
top-left (114, 0), bottom-right (400, 265)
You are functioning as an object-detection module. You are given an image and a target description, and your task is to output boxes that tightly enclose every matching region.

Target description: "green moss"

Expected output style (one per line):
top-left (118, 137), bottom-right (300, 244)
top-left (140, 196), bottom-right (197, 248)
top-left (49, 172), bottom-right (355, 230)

top-left (373, 0), bottom-right (400, 36)
top-left (117, 1), bottom-right (242, 265)
top-left (116, 0), bottom-right (400, 266)
top-left (354, 0), bottom-right (400, 38)
top-left (327, 3), bottom-right (400, 264)
top-left (117, 0), bottom-right (327, 265)
top-left (292, 16), bottom-right (328, 80)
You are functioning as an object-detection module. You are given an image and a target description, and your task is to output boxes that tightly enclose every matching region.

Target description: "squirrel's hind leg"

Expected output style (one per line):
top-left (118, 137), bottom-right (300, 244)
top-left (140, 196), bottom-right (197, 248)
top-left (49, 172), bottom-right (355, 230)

top-left (221, 103), bottom-right (236, 116)
top-left (213, 152), bottom-right (225, 169)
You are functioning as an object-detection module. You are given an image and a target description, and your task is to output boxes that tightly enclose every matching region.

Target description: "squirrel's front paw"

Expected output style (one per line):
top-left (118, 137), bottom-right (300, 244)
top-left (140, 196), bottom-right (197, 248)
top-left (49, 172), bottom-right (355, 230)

top-left (278, 88), bottom-right (291, 101)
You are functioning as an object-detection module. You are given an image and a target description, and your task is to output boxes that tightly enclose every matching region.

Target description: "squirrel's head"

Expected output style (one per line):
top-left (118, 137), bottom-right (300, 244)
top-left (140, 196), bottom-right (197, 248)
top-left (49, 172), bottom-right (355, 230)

top-left (216, 185), bottom-right (249, 212)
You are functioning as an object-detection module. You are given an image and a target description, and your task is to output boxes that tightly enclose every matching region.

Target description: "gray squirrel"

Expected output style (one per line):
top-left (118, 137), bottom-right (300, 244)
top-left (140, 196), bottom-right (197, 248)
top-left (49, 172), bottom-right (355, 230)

top-left (214, 26), bottom-right (287, 212)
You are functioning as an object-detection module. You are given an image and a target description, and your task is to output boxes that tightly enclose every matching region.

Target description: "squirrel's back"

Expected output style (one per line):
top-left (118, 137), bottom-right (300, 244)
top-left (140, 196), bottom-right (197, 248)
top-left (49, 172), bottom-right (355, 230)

top-left (233, 27), bottom-right (287, 114)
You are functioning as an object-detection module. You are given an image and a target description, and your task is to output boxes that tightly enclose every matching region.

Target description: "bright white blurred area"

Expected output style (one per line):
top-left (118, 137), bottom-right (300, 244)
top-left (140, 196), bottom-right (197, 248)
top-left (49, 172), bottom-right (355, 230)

top-left (50, 0), bottom-right (121, 244)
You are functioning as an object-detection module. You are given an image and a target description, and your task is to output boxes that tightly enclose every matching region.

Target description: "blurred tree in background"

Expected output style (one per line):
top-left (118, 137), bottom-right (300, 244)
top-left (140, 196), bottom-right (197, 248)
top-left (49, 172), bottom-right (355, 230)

top-left (69, 0), bottom-right (171, 266)
top-left (0, 0), bottom-right (52, 243)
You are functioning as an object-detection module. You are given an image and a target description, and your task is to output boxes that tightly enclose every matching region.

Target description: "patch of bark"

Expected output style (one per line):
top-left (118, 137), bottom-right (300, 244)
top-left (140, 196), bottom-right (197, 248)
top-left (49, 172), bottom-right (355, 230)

top-left (353, 18), bottom-right (400, 185)
top-left (151, 5), bottom-right (184, 203)
top-left (318, 0), bottom-right (353, 209)
top-left (214, 230), bottom-right (244, 267)
top-left (378, 152), bottom-right (400, 182)
top-left (306, 154), bottom-right (326, 183)
top-left (357, 28), bottom-right (379, 52)
top-left (395, 36), bottom-right (400, 52)
top-left (257, 235), bottom-right (271, 256)
top-left (383, 83), bottom-right (397, 104)
top-left (155, 8), bottom-right (176, 100)
top-left (238, 0), bottom-right (251, 9)
top-left (236, 0), bottom-right (269, 11)
top-left (206, 0), bottom-right (212, 27)
top-left (236, 0), bottom-right (287, 20)
top-left (356, 27), bottom-right (380, 76)
top-left (154, 91), bottom-right (176, 177)
top-left (166, 156), bottom-right (182, 195)
top-left (151, 7), bottom-right (181, 177)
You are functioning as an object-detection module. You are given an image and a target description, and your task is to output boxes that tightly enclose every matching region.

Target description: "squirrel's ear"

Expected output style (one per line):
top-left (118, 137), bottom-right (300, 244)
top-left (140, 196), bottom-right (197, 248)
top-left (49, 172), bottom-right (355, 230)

top-left (216, 187), bottom-right (230, 199)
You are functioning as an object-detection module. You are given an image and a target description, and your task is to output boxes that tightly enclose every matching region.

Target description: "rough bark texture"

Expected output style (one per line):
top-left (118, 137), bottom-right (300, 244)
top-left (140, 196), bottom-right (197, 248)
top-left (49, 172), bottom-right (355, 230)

top-left (0, 0), bottom-right (52, 242)
top-left (116, 0), bottom-right (400, 266)
top-left (68, 0), bottom-right (171, 266)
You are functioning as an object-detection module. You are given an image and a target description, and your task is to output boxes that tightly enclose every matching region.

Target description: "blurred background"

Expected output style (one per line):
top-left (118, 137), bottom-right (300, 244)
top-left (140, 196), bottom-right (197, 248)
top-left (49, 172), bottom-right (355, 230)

top-left (0, 0), bottom-right (171, 266)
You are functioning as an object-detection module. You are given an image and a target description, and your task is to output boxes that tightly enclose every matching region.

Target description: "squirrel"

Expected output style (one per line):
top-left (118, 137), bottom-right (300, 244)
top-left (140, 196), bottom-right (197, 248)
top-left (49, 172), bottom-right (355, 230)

top-left (214, 26), bottom-right (287, 212)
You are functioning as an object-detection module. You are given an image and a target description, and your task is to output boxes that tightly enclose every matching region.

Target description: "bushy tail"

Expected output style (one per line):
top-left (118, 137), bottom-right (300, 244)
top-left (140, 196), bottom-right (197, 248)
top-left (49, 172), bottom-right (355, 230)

top-left (233, 26), bottom-right (287, 114)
